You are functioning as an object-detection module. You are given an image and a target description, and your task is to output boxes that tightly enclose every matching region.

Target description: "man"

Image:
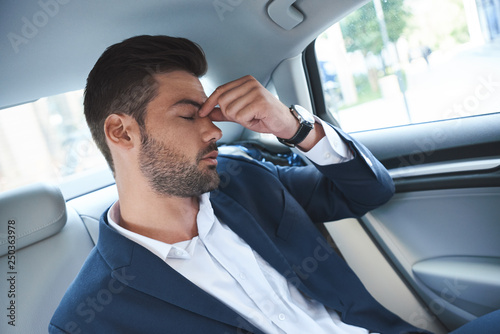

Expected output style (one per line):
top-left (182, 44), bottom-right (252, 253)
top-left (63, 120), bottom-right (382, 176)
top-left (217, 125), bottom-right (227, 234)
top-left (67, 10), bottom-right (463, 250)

top-left (49, 35), bottom-right (496, 334)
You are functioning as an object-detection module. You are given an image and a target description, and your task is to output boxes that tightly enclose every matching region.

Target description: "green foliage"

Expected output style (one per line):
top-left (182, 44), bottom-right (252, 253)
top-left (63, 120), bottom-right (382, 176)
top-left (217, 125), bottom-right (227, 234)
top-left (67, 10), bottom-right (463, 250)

top-left (403, 0), bottom-right (470, 51)
top-left (447, 0), bottom-right (470, 45)
top-left (341, 0), bottom-right (410, 56)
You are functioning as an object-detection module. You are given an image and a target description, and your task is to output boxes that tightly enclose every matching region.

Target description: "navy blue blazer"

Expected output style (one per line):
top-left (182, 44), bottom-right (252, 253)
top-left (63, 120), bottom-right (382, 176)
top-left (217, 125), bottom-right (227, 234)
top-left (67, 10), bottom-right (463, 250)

top-left (50, 128), bottom-right (429, 334)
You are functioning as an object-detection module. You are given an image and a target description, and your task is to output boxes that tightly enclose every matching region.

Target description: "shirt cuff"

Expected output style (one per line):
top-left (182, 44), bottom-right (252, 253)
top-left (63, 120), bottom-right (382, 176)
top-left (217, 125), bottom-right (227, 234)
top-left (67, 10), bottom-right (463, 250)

top-left (299, 117), bottom-right (354, 166)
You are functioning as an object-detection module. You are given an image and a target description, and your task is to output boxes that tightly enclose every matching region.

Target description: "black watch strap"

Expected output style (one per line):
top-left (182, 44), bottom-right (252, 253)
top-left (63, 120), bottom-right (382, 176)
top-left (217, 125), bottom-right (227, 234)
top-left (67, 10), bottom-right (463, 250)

top-left (277, 105), bottom-right (314, 148)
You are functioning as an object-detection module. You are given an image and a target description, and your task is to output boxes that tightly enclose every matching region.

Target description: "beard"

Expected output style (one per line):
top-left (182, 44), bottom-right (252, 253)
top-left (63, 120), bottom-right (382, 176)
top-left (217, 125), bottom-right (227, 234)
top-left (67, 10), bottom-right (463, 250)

top-left (138, 132), bottom-right (220, 198)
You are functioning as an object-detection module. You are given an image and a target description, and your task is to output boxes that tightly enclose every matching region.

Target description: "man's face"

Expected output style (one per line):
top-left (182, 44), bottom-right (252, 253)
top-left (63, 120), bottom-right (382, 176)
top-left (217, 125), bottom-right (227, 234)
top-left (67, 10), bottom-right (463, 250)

top-left (138, 71), bottom-right (222, 197)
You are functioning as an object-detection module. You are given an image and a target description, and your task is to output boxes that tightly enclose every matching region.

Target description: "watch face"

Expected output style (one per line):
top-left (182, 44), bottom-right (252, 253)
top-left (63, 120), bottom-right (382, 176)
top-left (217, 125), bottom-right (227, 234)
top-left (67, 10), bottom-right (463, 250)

top-left (294, 105), bottom-right (315, 124)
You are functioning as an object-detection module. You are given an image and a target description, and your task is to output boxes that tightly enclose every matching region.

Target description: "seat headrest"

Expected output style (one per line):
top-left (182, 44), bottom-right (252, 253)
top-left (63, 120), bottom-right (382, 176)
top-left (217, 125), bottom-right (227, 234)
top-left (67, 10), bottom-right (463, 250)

top-left (0, 183), bottom-right (66, 256)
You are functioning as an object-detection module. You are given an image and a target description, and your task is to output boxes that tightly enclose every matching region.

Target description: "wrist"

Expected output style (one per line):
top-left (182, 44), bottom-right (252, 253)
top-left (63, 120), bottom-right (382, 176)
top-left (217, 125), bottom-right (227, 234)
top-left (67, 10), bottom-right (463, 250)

top-left (277, 105), bottom-right (315, 148)
top-left (276, 116), bottom-right (300, 140)
top-left (297, 122), bottom-right (325, 152)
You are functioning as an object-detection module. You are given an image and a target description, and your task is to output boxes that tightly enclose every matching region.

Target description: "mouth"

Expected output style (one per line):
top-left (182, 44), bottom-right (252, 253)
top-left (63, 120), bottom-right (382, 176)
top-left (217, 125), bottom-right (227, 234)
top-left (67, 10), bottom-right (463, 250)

top-left (200, 149), bottom-right (219, 166)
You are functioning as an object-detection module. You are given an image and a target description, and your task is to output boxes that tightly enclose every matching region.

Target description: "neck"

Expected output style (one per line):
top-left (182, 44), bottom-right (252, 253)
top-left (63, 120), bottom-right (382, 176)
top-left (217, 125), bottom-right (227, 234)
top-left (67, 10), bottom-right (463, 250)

top-left (117, 184), bottom-right (200, 244)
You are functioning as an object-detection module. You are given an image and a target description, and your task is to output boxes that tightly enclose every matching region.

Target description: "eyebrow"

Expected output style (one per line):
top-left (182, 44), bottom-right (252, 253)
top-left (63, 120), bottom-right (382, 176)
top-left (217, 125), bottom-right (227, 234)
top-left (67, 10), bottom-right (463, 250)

top-left (172, 98), bottom-right (203, 109)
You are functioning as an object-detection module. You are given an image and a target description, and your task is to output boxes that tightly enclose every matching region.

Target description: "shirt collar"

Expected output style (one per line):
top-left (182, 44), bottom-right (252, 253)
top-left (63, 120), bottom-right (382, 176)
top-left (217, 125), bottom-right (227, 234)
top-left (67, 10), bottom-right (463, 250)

top-left (107, 193), bottom-right (216, 261)
top-left (108, 201), bottom-right (176, 260)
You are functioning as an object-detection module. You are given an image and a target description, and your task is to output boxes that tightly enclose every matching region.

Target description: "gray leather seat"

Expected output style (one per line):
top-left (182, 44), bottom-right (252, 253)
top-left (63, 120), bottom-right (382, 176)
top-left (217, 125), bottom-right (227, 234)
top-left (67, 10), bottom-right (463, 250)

top-left (0, 122), bottom-right (246, 333)
top-left (0, 183), bottom-right (106, 333)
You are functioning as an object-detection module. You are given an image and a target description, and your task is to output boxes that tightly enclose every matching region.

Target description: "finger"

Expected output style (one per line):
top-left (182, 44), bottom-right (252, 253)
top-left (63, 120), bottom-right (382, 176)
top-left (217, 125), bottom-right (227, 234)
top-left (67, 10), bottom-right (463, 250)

top-left (226, 101), bottom-right (269, 131)
top-left (223, 89), bottom-right (262, 121)
top-left (205, 107), bottom-right (227, 122)
top-left (199, 76), bottom-right (255, 117)
top-left (199, 90), bottom-right (221, 118)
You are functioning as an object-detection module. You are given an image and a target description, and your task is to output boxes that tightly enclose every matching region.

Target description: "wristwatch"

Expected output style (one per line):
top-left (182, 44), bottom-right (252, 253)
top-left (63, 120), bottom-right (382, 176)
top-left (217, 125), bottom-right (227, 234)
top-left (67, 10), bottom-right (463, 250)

top-left (277, 105), bottom-right (315, 147)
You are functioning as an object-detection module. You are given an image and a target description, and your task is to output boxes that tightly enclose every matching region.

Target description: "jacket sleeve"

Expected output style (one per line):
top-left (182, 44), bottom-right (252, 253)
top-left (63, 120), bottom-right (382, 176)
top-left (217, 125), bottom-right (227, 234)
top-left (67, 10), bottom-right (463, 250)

top-left (275, 124), bottom-right (395, 222)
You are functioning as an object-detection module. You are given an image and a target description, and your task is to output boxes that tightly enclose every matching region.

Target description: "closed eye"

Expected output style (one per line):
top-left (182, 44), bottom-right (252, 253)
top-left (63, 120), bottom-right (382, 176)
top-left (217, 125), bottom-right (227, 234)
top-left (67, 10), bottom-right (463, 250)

top-left (180, 116), bottom-right (195, 120)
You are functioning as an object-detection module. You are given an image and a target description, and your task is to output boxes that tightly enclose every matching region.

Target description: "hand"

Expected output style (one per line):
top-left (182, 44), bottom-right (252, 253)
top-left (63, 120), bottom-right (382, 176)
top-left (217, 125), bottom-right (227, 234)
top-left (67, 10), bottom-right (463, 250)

top-left (198, 75), bottom-right (299, 139)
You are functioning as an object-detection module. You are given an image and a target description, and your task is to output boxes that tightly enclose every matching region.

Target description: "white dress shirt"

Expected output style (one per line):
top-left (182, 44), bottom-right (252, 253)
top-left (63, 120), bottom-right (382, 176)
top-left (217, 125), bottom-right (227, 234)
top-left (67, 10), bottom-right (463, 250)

top-left (108, 120), bottom-right (370, 333)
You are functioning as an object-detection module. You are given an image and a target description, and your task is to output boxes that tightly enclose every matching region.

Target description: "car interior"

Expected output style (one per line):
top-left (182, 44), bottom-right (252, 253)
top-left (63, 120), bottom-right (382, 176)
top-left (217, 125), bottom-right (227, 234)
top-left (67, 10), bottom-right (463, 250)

top-left (1, 0), bottom-right (499, 333)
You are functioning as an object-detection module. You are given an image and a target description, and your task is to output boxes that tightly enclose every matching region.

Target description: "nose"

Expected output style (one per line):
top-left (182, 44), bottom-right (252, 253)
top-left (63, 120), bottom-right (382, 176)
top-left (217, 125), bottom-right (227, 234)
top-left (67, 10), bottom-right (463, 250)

top-left (201, 117), bottom-right (223, 143)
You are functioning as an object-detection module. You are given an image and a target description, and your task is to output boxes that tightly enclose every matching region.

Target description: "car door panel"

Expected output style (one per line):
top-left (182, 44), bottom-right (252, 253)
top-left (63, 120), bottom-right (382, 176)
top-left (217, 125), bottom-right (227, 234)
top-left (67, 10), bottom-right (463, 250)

top-left (413, 256), bottom-right (500, 316)
top-left (349, 112), bottom-right (500, 331)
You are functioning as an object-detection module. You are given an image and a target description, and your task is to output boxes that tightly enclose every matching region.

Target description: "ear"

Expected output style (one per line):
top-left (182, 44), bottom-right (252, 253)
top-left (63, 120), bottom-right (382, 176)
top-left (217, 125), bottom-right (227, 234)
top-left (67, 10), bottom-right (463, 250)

top-left (104, 113), bottom-right (140, 150)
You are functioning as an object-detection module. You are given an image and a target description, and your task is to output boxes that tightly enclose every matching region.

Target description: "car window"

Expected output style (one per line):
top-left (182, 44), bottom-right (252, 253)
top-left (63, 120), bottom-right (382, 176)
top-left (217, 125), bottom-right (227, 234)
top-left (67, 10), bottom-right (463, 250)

top-left (315, 0), bottom-right (500, 132)
top-left (0, 90), bottom-right (107, 192)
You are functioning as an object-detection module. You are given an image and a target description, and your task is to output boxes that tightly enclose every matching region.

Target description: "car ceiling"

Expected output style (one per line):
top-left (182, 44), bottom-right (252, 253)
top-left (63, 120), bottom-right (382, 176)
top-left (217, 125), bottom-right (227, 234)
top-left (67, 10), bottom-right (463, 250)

top-left (0, 0), bottom-right (367, 110)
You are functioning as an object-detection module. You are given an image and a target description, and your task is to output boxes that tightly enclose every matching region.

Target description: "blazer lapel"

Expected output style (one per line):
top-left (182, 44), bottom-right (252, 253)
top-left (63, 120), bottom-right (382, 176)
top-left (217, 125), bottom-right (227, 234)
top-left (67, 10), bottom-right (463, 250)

top-left (210, 191), bottom-right (305, 290)
top-left (97, 213), bottom-right (264, 334)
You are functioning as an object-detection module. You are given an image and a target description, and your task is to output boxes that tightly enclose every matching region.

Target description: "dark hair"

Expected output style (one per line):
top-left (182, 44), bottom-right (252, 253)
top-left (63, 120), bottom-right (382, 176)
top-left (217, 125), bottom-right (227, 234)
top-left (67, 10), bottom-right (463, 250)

top-left (84, 35), bottom-right (207, 172)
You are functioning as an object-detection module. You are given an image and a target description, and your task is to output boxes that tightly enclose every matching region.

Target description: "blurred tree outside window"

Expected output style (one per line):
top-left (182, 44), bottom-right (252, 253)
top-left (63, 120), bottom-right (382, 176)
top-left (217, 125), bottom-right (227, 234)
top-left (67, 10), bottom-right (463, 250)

top-left (316, 0), bottom-right (500, 132)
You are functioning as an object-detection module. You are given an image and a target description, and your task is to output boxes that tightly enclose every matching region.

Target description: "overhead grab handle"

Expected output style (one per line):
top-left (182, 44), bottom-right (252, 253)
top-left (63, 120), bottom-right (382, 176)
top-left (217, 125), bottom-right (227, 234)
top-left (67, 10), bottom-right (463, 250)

top-left (267, 0), bottom-right (304, 30)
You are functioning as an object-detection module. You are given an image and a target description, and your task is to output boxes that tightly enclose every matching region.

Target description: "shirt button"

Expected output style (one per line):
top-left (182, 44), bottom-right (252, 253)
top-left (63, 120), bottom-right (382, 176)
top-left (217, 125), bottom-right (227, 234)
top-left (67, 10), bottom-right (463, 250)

top-left (324, 152), bottom-right (331, 159)
top-left (175, 250), bottom-right (183, 256)
top-left (278, 313), bottom-right (286, 321)
top-left (239, 273), bottom-right (246, 280)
